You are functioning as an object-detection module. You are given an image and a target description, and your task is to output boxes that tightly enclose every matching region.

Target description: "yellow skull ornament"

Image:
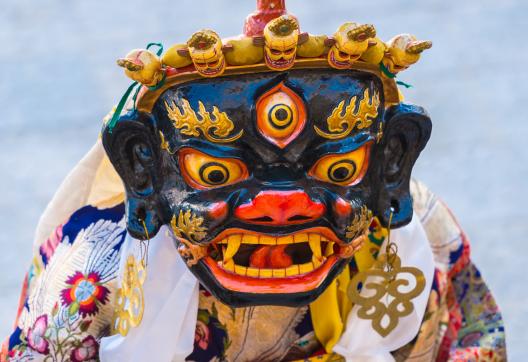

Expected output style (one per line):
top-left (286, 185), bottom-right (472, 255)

top-left (187, 30), bottom-right (226, 78)
top-left (263, 15), bottom-right (299, 70)
top-left (117, 49), bottom-right (164, 87)
top-left (328, 23), bottom-right (376, 70)
top-left (382, 34), bottom-right (432, 76)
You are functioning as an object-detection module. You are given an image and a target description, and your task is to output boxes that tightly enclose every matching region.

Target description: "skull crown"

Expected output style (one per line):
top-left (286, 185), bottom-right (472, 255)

top-left (187, 30), bottom-right (226, 78)
top-left (115, 1), bottom-right (432, 95)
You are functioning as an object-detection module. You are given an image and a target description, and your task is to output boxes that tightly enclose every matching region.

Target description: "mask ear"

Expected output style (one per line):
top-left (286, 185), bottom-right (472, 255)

top-left (373, 103), bottom-right (432, 227)
top-left (102, 111), bottom-right (163, 239)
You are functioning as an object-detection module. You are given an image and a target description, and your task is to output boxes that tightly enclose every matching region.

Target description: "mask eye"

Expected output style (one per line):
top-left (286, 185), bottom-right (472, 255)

top-left (256, 82), bottom-right (306, 148)
top-left (179, 148), bottom-right (248, 189)
top-left (269, 104), bottom-right (293, 129)
top-left (309, 143), bottom-right (371, 186)
top-left (199, 162), bottom-right (229, 185)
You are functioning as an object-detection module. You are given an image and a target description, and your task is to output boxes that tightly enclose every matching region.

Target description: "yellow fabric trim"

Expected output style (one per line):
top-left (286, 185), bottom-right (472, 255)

top-left (354, 238), bottom-right (377, 272)
top-left (309, 233), bottom-right (382, 353)
top-left (398, 88), bottom-right (405, 102)
top-left (290, 353), bottom-right (345, 362)
top-left (309, 264), bottom-right (352, 352)
top-left (86, 154), bottom-right (125, 208)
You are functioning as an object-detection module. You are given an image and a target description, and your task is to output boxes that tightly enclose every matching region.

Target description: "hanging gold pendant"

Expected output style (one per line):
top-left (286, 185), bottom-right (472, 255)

top-left (348, 250), bottom-right (426, 337)
top-left (112, 254), bottom-right (147, 336)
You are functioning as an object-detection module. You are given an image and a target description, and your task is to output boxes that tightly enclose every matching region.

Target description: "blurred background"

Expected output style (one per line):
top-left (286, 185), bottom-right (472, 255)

top-left (0, 0), bottom-right (526, 359)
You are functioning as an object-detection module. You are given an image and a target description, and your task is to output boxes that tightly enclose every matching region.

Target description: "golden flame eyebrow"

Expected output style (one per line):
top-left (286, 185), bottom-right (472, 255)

top-left (314, 88), bottom-right (380, 140)
top-left (164, 98), bottom-right (243, 143)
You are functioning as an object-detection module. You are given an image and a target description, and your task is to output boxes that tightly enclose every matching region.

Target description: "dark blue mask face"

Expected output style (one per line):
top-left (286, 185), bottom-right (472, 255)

top-left (103, 69), bottom-right (432, 307)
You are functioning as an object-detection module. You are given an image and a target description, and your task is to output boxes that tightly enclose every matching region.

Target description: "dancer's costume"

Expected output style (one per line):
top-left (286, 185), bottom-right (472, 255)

top-left (2, 1), bottom-right (506, 361)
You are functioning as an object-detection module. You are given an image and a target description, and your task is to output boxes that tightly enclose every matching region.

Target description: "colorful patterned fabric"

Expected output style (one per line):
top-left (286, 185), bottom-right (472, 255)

top-left (1, 180), bottom-right (506, 361)
top-left (3, 204), bottom-right (126, 362)
top-left (392, 180), bottom-right (507, 361)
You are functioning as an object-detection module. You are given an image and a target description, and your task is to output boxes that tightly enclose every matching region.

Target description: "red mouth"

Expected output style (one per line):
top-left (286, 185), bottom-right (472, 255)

top-left (196, 58), bottom-right (226, 77)
top-left (192, 227), bottom-right (362, 294)
top-left (264, 52), bottom-right (295, 70)
top-left (329, 51), bottom-right (354, 69)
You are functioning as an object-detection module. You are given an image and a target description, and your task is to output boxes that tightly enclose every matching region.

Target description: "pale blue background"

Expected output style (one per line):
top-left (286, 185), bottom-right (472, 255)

top-left (0, 0), bottom-right (526, 359)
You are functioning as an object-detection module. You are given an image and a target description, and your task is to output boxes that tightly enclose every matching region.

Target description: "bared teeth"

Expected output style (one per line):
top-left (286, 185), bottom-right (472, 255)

top-left (299, 261), bottom-right (315, 274)
top-left (218, 233), bottom-right (333, 246)
top-left (272, 269), bottom-right (286, 277)
top-left (223, 235), bottom-right (241, 263)
top-left (308, 234), bottom-right (322, 260)
top-left (285, 264), bottom-right (301, 276)
top-left (234, 264), bottom-right (247, 276)
top-left (246, 267), bottom-right (259, 277)
top-left (312, 256), bottom-right (324, 268)
top-left (259, 268), bottom-right (273, 278)
top-left (222, 258), bottom-right (235, 271)
top-left (216, 231), bottom-right (337, 278)
top-left (277, 235), bottom-right (293, 244)
top-left (294, 233), bottom-right (308, 243)
top-left (260, 235), bottom-right (276, 245)
top-left (242, 234), bottom-right (258, 244)
top-left (324, 242), bottom-right (335, 257)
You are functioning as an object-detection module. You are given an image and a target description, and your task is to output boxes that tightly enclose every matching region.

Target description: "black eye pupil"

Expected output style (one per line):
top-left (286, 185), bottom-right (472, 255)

top-left (332, 166), bottom-right (350, 180)
top-left (208, 170), bottom-right (225, 184)
top-left (199, 162), bottom-right (229, 186)
top-left (268, 104), bottom-right (293, 129)
top-left (275, 108), bottom-right (288, 121)
top-left (327, 160), bottom-right (357, 183)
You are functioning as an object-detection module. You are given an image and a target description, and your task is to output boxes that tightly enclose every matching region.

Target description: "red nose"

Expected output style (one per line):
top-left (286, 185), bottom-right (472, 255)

top-left (234, 190), bottom-right (326, 225)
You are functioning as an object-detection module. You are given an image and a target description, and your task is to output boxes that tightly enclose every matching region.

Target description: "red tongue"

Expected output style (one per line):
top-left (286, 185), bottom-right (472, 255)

top-left (249, 245), bottom-right (293, 268)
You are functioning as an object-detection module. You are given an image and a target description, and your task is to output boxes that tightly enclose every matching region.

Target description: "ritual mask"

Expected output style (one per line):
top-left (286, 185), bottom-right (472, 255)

top-left (103, 69), bottom-right (432, 307)
top-left (263, 15), bottom-right (299, 70)
top-left (187, 30), bottom-right (226, 78)
top-left (328, 23), bottom-right (376, 70)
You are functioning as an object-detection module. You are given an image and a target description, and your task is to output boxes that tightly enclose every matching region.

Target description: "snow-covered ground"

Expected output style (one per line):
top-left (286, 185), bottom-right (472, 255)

top-left (1, 0), bottom-right (526, 358)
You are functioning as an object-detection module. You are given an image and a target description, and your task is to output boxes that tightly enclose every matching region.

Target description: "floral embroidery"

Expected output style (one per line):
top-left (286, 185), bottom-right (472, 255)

top-left (70, 335), bottom-right (99, 362)
top-left (195, 319), bottom-right (210, 350)
top-left (26, 315), bottom-right (49, 354)
top-left (186, 303), bottom-right (231, 361)
top-left (8, 303), bottom-right (100, 362)
top-left (3, 204), bottom-right (126, 361)
top-left (60, 271), bottom-right (110, 317)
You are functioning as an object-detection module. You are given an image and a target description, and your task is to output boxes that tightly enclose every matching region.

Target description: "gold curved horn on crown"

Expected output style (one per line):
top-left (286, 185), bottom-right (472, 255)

top-left (347, 24), bottom-right (376, 41)
top-left (406, 40), bottom-right (433, 54)
top-left (116, 58), bottom-right (144, 71)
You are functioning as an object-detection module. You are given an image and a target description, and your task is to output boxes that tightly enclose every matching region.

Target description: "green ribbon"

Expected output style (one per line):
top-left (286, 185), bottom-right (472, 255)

top-left (146, 42), bottom-right (164, 56)
top-left (107, 81), bottom-right (138, 133)
top-left (148, 70), bottom-right (167, 91)
top-left (396, 80), bottom-right (413, 89)
top-left (107, 42), bottom-right (164, 133)
top-left (379, 62), bottom-right (396, 79)
top-left (379, 62), bottom-right (413, 89)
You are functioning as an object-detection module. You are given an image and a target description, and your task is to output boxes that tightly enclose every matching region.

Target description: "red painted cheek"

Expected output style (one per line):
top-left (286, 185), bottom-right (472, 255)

top-left (335, 197), bottom-right (352, 217)
top-left (208, 201), bottom-right (228, 220)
